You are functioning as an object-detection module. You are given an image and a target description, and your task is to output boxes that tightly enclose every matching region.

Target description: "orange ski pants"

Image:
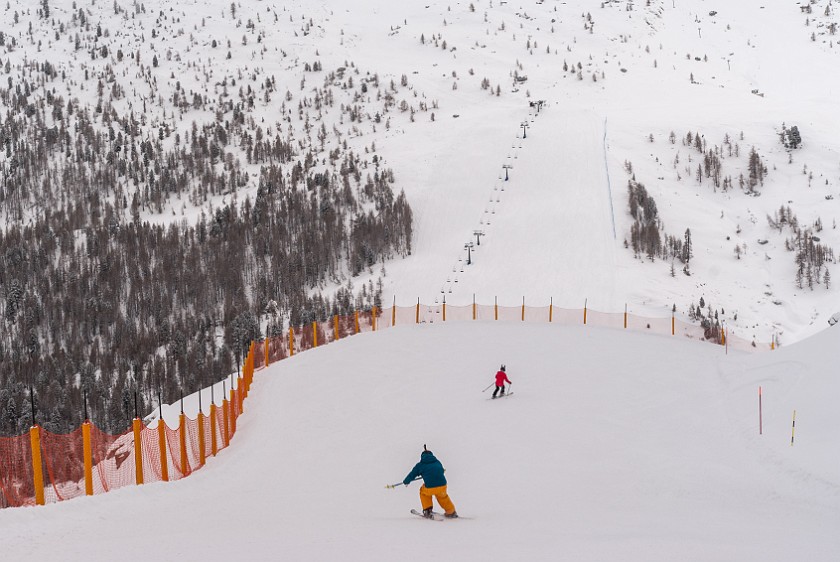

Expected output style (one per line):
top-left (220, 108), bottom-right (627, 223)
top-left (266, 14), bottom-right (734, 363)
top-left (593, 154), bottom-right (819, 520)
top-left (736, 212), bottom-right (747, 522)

top-left (419, 485), bottom-right (456, 514)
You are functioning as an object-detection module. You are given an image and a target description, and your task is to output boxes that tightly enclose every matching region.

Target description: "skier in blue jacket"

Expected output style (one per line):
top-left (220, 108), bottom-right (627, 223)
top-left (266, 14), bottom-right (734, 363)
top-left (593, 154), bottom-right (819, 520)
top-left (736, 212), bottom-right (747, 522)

top-left (403, 445), bottom-right (458, 518)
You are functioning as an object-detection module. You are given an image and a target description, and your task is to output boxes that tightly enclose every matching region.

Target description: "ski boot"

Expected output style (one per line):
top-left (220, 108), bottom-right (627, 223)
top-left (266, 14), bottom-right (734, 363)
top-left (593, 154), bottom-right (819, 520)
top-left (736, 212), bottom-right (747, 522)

top-left (444, 511), bottom-right (459, 519)
top-left (422, 508), bottom-right (434, 519)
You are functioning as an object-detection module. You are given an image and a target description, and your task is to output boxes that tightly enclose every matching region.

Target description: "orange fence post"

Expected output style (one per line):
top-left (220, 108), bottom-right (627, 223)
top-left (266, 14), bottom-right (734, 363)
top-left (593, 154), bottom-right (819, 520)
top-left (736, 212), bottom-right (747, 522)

top-left (198, 411), bottom-right (206, 468)
top-left (133, 418), bottom-right (144, 485)
top-left (29, 425), bottom-right (45, 505)
top-left (179, 413), bottom-right (188, 478)
top-left (313, 321), bottom-right (318, 347)
top-left (549, 297), bottom-right (553, 322)
top-left (334, 315), bottom-right (340, 339)
top-left (373, 306), bottom-right (378, 331)
top-left (157, 420), bottom-right (169, 482)
top-left (392, 296), bottom-right (396, 326)
top-left (672, 311), bottom-right (675, 335)
top-left (416, 299), bottom-right (420, 324)
top-left (442, 298), bottom-right (446, 322)
top-left (229, 387), bottom-right (237, 436)
top-left (289, 327), bottom-right (295, 357)
top-left (473, 294), bottom-right (476, 320)
top-left (522, 297), bottom-right (525, 321)
top-left (624, 304), bottom-right (628, 329)
top-left (210, 403), bottom-right (218, 456)
top-left (495, 296), bottom-right (498, 320)
top-left (584, 299), bottom-right (588, 325)
top-left (223, 398), bottom-right (230, 447)
top-left (265, 338), bottom-right (270, 367)
top-left (246, 351), bottom-right (252, 395)
top-left (355, 310), bottom-right (360, 333)
top-left (83, 421), bottom-right (93, 496)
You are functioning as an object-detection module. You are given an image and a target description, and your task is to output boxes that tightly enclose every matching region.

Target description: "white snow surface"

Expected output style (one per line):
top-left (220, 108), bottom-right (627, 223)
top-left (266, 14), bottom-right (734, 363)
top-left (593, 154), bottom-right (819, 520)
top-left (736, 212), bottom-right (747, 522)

top-left (2, 0), bottom-right (839, 559)
top-left (2, 322), bottom-right (839, 561)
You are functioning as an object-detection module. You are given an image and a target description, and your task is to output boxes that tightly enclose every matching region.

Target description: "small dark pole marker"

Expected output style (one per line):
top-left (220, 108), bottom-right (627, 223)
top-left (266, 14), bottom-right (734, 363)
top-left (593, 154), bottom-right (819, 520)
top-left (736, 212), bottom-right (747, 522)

top-left (30, 386), bottom-right (36, 427)
top-left (83, 389), bottom-right (89, 422)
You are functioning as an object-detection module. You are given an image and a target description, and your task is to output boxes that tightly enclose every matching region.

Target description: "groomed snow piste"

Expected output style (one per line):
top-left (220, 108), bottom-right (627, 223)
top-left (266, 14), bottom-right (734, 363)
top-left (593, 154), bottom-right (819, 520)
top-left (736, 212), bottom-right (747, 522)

top-left (1, 321), bottom-right (838, 561)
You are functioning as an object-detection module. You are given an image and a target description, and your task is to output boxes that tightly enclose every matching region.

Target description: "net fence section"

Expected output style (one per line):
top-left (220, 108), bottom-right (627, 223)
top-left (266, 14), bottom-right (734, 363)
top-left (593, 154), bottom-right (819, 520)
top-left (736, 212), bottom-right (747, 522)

top-left (374, 303), bottom-right (761, 352)
top-left (3, 386), bottom-right (246, 509)
top-left (0, 434), bottom-right (34, 508)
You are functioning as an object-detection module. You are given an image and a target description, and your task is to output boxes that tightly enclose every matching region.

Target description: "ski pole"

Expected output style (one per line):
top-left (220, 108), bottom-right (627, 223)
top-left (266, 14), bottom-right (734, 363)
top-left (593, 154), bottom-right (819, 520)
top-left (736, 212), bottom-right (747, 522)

top-left (481, 382), bottom-right (494, 392)
top-left (385, 482), bottom-right (405, 489)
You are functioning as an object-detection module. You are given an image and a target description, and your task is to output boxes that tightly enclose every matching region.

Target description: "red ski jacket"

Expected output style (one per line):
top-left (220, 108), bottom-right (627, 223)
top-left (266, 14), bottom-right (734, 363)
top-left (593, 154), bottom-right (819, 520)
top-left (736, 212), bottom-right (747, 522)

top-left (495, 370), bottom-right (511, 386)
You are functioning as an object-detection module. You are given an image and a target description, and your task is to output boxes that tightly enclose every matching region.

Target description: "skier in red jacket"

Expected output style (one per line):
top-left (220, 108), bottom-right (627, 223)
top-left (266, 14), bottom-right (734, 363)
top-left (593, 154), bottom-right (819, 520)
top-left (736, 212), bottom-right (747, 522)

top-left (492, 365), bottom-right (511, 398)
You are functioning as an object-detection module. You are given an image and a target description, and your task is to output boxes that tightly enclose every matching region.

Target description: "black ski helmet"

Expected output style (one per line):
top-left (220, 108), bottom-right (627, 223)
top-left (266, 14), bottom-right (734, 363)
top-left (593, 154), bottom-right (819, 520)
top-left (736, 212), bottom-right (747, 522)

top-left (500, 364), bottom-right (506, 371)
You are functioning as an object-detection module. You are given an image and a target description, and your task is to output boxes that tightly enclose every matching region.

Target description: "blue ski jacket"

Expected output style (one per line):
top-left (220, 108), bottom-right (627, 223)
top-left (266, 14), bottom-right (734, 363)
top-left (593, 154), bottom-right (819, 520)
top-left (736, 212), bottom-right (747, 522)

top-left (403, 451), bottom-right (447, 488)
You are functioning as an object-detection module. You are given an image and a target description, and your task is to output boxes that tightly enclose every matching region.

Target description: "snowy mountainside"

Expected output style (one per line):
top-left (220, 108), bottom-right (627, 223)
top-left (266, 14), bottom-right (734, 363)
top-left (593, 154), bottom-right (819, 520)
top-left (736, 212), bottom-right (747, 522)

top-left (1, 0), bottom-right (839, 424)
top-left (3, 0), bottom-right (837, 343)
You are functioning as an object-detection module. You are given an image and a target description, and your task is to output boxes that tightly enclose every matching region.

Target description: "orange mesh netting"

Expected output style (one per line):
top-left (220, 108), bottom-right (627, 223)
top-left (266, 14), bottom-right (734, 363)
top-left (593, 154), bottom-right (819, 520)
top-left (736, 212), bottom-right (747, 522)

top-left (140, 423), bottom-right (164, 483)
top-left (90, 424), bottom-right (136, 494)
top-left (0, 433), bottom-right (35, 508)
top-left (40, 427), bottom-right (85, 503)
top-left (164, 423), bottom-right (189, 480)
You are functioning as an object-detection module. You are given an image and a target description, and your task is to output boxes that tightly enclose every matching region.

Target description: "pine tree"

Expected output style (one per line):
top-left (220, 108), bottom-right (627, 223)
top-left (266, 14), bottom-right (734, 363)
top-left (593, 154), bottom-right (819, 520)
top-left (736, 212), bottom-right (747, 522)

top-left (682, 228), bottom-right (693, 264)
top-left (788, 125), bottom-right (801, 149)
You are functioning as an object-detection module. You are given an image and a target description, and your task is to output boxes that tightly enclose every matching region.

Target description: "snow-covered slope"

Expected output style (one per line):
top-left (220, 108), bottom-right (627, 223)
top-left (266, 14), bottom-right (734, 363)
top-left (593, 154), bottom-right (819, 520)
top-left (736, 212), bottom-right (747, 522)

top-left (1, 321), bottom-right (838, 561)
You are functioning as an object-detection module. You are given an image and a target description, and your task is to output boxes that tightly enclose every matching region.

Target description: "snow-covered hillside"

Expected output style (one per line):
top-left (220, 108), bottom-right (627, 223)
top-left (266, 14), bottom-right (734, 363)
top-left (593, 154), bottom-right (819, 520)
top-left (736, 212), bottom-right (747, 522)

top-left (1, 321), bottom-right (838, 561)
top-left (2, 0), bottom-right (839, 351)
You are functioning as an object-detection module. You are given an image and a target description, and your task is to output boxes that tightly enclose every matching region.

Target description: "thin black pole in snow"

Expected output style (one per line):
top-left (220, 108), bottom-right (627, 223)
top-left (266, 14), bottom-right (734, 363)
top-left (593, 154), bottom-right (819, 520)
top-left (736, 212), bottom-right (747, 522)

top-left (759, 387), bottom-right (763, 435)
top-left (134, 391), bottom-right (138, 419)
top-left (29, 386), bottom-right (35, 427)
top-left (83, 389), bottom-right (88, 422)
top-left (180, 391), bottom-right (184, 415)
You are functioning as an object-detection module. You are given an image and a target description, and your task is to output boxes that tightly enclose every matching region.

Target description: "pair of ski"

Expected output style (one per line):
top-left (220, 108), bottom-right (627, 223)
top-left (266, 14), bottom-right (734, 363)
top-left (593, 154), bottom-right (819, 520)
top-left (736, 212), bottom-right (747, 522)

top-left (488, 391), bottom-right (514, 400)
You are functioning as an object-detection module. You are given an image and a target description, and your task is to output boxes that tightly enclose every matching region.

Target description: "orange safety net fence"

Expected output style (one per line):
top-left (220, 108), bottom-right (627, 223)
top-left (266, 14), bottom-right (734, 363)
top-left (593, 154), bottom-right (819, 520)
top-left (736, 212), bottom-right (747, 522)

top-left (40, 426), bottom-right (85, 503)
top-left (91, 424), bottom-right (136, 494)
top-left (0, 433), bottom-right (34, 508)
top-left (2, 375), bottom-right (249, 509)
